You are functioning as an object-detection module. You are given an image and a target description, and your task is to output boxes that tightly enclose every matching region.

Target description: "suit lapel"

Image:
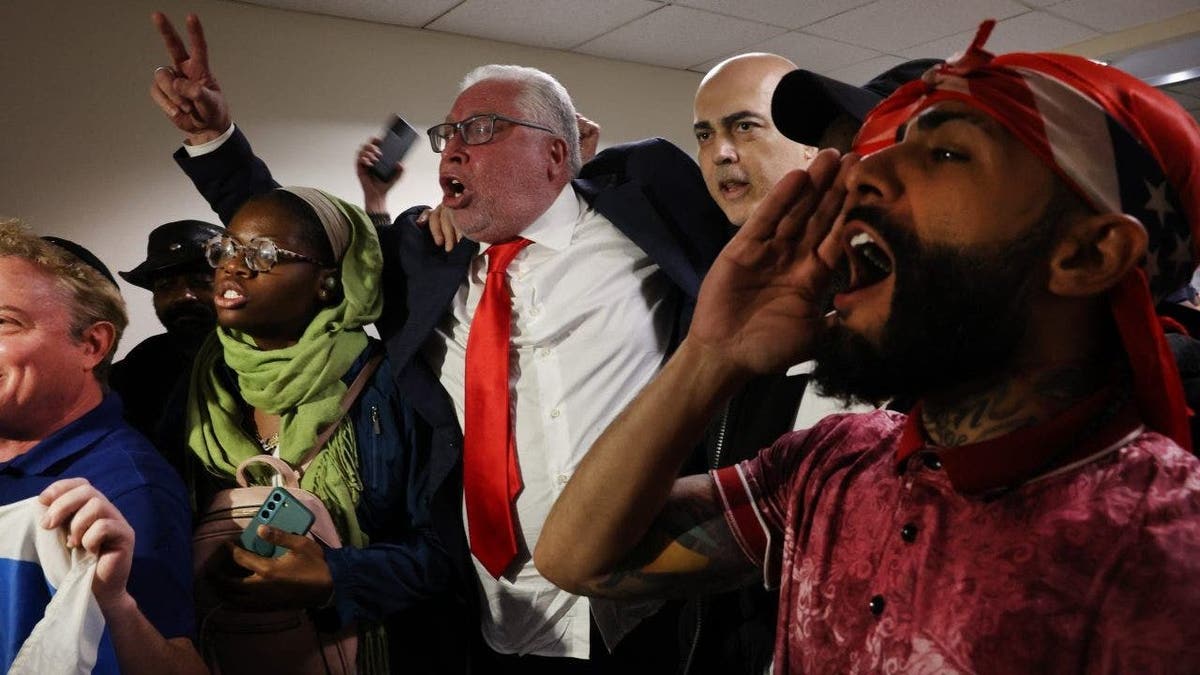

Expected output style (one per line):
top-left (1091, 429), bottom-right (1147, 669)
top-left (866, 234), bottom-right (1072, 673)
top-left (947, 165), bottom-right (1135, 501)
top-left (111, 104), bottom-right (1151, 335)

top-left (575, 177), bottom-right (703, 299)
top-left (387, 222), bottom-right (477, 373)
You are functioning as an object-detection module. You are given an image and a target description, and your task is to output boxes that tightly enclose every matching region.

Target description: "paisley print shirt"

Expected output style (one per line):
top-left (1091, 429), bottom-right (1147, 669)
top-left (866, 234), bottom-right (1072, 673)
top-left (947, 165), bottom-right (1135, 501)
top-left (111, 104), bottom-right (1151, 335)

top-left (714, 399), bottom-right (1200, 674)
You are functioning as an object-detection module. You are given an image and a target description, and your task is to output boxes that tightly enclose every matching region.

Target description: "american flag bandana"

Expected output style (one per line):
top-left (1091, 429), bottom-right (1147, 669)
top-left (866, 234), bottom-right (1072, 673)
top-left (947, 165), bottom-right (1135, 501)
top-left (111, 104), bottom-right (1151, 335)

top-left (853, 20), bottom-right (1200, 452)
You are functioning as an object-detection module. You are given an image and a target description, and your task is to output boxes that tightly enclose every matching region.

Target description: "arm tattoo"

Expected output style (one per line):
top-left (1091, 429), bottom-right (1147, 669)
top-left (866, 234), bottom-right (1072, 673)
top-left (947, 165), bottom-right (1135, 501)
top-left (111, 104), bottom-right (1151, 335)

top-left (579, 476), bottom-right (759, 599)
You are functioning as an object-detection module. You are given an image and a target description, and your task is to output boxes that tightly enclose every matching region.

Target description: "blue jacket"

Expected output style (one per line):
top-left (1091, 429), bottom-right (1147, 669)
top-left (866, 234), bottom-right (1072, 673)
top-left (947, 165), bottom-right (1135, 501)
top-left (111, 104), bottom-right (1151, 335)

top-left (324, 343), bottom-right (455, 627)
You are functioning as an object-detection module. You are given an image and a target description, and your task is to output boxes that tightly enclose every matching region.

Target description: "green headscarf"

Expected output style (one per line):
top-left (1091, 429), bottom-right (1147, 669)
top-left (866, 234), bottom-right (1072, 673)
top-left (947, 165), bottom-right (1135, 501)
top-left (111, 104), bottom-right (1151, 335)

top-left (186, 187), bottom-right (383, 548)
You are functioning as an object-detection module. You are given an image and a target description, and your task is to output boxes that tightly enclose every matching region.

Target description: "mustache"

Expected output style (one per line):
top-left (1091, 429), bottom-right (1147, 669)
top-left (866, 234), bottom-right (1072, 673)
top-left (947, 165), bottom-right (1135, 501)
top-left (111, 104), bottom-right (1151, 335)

top-left (840, 204), bottom-right (927, 259)
top-left (712, 167), bottom-right (750, 184)
top-left (161, 301), bottom-right (215, 323)
top-left (841, 205), bottom-right (895, 238)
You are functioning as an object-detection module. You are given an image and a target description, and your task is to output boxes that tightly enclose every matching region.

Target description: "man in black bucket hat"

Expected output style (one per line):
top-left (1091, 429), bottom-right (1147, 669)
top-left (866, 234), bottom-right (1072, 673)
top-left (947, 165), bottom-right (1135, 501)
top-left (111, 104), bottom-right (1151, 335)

top-left (112, 219), bottom-right (222, 460)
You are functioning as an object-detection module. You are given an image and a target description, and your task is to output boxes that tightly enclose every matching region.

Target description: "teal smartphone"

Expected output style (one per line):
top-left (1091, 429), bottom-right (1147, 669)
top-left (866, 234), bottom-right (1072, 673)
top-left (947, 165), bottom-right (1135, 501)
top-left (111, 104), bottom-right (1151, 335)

top-left (240, 487), bottom-right (315, 558)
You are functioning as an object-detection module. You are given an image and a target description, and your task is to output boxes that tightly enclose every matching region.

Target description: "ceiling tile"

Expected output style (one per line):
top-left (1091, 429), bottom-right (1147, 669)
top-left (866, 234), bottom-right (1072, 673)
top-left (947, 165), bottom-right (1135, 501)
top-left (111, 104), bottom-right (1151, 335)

top-left (1044, 0), bottom-right (1199, 32)
top-left (428, 0), bottom-right (661, 49)
top-left (232, 0), bottom-right (462, 26)
top-left (823, 54), bottom-right (908, 86)
top-left (805, 0), bottom-right (1027, 52)
top-left (899, 10), bottom-right (1099, 59)
top-left (673, 0), bottom-right (876, 29)
top-left (703, 31), bottom-right (883, 73)
top-left (574, 5), bottom-right (785, 69)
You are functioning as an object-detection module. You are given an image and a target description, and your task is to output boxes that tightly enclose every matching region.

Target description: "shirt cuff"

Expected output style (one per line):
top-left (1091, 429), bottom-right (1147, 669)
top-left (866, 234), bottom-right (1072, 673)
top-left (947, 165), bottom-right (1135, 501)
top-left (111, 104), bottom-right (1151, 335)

top-left (711, 464), bottom-right (778, 590)
top-left (322, 546), bottom-right (354, 629)
top-left (183, 123), bottom-right (236, 157)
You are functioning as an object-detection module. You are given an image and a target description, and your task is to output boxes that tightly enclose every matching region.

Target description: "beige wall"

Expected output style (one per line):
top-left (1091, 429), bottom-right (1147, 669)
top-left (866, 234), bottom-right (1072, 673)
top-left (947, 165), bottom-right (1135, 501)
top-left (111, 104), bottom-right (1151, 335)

top-left (0, 0), bottom-right (703, 357)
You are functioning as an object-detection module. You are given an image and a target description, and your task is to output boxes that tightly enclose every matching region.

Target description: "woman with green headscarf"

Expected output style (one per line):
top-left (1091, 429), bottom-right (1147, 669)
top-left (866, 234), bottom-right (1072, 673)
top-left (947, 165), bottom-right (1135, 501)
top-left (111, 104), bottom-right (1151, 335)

top-left (185, 186), bottom-right (453, 673)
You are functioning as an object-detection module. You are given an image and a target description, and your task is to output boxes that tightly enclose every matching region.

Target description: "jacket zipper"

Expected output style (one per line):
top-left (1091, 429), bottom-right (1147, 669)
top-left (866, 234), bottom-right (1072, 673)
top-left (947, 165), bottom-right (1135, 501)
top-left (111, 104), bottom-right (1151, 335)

top-left (684, 404), bottom-right (731, 675)
top-left (711, 405), bottom-right (731, 470)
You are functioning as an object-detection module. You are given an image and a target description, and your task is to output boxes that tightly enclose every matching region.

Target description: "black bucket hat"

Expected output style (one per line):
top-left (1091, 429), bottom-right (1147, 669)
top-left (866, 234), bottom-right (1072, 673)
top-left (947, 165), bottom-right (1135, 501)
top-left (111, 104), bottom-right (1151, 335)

top-left (119, 220), bottom-right (224, 290)
top-left (771, 58), bottom-right (943, 147)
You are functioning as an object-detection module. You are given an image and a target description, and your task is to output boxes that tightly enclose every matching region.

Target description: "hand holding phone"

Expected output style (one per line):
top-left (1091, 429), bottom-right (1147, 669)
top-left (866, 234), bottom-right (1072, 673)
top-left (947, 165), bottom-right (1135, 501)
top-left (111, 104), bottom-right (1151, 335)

top-left (240, 487), bottom-right (316, 558)
top-left (369, 114), bottom-right (419, 182)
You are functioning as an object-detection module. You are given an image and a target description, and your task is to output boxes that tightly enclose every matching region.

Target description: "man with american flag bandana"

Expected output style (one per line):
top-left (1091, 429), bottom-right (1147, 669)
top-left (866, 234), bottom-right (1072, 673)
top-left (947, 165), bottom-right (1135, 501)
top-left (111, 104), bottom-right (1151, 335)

top-left (537, 21), bottom-right (1200, 674)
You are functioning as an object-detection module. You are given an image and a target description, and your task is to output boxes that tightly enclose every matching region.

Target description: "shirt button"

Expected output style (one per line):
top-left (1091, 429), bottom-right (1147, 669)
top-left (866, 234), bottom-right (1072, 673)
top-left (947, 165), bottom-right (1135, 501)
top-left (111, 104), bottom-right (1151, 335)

top-left (529, 306), bottom-right (541, 317)
top-left (556, 473), bottom-right (569, 487)
top-left (900, 523), bottom-right (918, 543)
top-left (922, 453), bottom-right (943, 470)
top-left (869, 595), bottom-right (885, 616)
top-left (550, 408), bottom-right (561, 419)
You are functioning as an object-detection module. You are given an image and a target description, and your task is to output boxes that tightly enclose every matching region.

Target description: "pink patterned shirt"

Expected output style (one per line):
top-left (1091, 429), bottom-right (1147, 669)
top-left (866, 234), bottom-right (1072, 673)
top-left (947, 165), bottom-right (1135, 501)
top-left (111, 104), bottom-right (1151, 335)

top-left (714, 395), bottom-right (1200, 674)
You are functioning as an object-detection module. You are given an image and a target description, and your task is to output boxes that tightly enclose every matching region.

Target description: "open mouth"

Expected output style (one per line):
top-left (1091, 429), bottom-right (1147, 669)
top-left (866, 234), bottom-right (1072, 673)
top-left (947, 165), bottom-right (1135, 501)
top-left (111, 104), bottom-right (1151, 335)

top-left (848, 231), bottom-right (893, 288)
top-left (440, 175), bottom-right (469, 206)
top-left (717, 178), bottom-right (750, 199)
top-left (214, 282), bottom-right (247, 310)
top-left (836, 225), bottom-right (895, 302)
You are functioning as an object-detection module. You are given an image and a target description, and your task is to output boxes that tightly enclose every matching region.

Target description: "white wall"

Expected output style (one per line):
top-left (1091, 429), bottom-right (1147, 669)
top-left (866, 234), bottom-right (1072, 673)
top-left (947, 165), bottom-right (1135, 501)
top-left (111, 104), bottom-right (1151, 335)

top-left (0, 0), bottom-right (703, 357)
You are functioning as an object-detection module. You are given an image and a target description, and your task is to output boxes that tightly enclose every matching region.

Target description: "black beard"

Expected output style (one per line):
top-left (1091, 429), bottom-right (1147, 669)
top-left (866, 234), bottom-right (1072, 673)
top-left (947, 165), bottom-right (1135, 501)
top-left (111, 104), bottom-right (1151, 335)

top-left (811, 207), bottom-right (1056, 406)
top-left (160, 302), bottom-right (217, 344)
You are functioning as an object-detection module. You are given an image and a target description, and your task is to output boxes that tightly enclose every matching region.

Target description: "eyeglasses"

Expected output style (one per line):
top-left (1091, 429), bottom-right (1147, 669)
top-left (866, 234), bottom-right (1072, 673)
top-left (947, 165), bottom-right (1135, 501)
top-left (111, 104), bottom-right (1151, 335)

top-left (426, 114), bottom-right (556, 153)
top-left (203, 235), bottom-right (329, 273)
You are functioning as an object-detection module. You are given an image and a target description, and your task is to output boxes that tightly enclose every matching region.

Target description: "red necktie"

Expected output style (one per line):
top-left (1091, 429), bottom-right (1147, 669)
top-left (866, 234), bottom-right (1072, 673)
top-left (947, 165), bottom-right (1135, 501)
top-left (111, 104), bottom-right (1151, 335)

top-left (464, 237), bottom-right (533, 578)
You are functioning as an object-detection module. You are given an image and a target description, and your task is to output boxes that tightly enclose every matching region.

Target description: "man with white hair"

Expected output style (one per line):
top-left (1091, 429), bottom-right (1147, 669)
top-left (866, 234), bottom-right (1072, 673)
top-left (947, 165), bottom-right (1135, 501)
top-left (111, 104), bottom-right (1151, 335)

top-left (149, 12), bottom-right (727, 672)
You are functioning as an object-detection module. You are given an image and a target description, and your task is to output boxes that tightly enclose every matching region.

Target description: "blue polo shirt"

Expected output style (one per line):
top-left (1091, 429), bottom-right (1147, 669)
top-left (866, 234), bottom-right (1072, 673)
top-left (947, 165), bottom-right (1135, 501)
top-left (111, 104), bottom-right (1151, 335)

top-left (0, 393), bottom-right (194, 672)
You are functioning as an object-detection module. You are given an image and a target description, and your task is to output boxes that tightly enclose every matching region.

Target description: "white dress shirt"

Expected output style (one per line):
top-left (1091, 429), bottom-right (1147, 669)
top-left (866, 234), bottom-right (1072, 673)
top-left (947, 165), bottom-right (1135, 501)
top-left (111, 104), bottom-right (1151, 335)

top-left (423, 183), bottom-right (676, 658)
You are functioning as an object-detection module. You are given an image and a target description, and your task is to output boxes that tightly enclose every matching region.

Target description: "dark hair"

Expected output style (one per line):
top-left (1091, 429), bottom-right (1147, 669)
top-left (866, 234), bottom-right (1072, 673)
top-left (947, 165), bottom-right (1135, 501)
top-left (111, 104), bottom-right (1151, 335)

top-left (238, 191), bottom-right (335, 265)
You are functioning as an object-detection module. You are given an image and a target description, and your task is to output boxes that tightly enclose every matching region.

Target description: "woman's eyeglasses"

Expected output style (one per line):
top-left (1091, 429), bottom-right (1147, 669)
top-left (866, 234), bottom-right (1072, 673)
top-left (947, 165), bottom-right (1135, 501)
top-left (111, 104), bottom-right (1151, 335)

top-left (204, 235), bottom-right (329, 273)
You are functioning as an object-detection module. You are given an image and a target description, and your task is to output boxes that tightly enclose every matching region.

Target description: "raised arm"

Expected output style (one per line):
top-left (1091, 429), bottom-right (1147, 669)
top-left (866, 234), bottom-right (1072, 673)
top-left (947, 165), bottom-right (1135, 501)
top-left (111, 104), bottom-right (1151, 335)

top-left (148, 13), bottom-right (278, 223)
top-left (356, 137), bottom-right (404, 218)
top-left (576, 113), bottom-right (601, 165)
top-left (535, 150), bottom-right (855, 598)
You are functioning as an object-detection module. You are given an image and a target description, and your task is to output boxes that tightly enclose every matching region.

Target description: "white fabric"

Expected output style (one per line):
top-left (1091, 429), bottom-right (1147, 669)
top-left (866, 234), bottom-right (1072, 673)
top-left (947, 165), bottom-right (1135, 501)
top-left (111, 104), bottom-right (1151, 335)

top-left (182, 123), bottom-right (236, 157)
top-left (424, 184), bottom-right (674, 658)
top-left (784, 361), bottom-right (876, 430)
top-left (0, 497), bottom-right (105, 675)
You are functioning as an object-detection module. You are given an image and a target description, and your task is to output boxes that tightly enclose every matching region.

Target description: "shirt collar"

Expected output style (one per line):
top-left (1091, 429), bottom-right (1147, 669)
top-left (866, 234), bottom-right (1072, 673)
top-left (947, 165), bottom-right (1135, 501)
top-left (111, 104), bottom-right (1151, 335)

top-left (0, 392), bottom-right (123, 476)
top-left (477, 183), bottom-right (583, 255)
top-left (895, 386), bottom-right (1143, 495)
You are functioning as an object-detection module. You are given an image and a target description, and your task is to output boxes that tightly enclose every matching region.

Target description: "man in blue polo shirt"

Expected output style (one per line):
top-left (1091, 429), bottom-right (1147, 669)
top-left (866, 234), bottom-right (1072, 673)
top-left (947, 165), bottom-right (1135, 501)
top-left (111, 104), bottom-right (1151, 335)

top-left (0, 222), bottom-right (204, 674)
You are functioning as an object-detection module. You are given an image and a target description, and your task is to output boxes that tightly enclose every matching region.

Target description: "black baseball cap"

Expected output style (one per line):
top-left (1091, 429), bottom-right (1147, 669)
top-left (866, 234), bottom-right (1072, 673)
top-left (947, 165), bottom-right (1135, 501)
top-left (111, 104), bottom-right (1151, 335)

top-left (119, 220), bottom-right (224, 290)
top-left (771, 58), bottom-right (943, 147)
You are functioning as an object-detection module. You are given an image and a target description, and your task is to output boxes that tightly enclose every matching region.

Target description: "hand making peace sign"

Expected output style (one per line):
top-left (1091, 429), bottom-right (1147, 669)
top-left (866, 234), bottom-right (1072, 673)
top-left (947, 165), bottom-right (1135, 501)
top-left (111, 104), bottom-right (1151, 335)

top-left (148, 12), bottom-right (230, 143)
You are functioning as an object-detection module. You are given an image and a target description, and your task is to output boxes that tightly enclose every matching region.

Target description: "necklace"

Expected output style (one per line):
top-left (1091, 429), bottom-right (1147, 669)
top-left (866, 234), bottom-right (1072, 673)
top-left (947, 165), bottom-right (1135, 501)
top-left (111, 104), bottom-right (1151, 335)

top-left (258, 432), bottom-right (280, 455)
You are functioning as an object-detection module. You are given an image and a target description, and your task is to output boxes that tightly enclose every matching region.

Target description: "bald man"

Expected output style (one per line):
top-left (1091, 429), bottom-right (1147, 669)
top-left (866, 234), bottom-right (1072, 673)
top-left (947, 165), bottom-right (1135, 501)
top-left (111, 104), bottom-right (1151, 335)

top-left (693, 53), bottom-right (817, 228)
top-left (677, 53), bottom-right (822, 675)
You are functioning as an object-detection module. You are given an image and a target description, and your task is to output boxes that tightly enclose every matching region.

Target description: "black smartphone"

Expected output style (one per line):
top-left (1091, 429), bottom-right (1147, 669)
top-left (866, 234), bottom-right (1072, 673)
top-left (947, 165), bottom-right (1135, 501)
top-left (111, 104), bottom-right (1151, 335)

top-left (240, 487), bottom-right (316, 558)
top-left (369, 114), bottom-right (419, 182)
